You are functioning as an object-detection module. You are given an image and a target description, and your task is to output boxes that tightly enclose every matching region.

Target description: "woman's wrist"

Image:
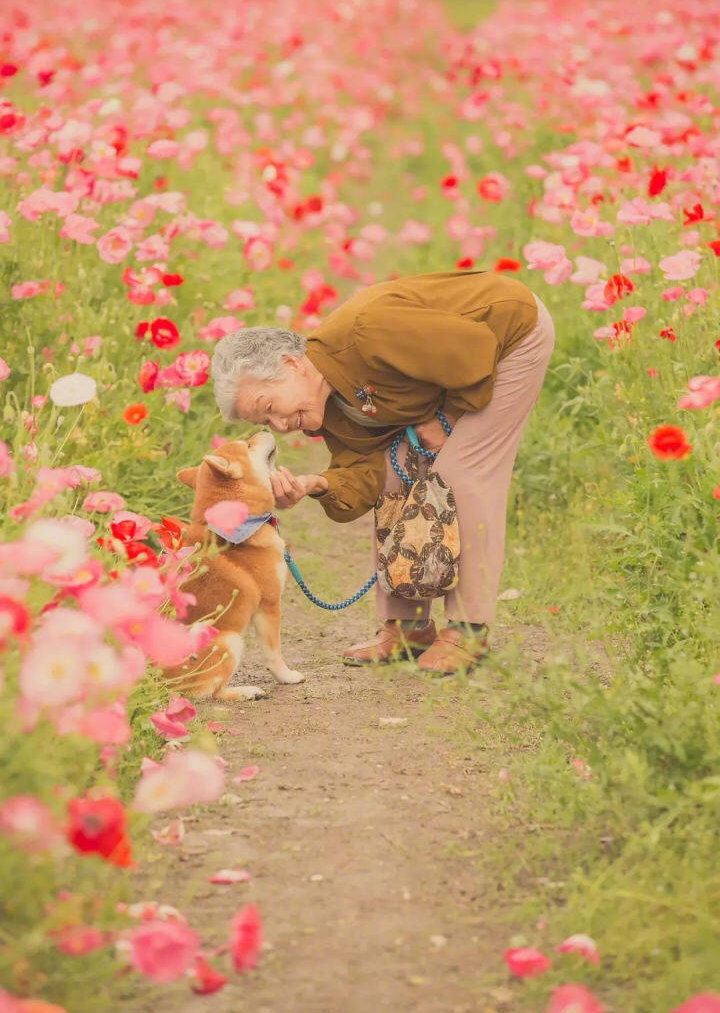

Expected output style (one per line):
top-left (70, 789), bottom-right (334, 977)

top-left (306, 474), bottom-right (329, 496)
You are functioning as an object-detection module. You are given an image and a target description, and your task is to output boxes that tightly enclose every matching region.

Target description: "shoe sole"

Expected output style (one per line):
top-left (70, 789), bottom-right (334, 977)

top-left (341, 644), bottom-right (431, 667)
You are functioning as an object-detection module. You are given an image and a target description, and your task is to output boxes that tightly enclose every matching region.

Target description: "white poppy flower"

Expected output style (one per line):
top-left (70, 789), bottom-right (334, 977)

top-left (49, 371), bottom-right (97, 407)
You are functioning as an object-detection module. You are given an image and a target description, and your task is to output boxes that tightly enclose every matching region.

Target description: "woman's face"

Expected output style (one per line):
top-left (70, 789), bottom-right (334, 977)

top-left (232, 356), bottom-right (325, 433)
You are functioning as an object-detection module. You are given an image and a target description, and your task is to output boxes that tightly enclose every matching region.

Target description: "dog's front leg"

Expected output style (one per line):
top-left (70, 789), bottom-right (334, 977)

top-left (252, 605), bottom-right (305, 685)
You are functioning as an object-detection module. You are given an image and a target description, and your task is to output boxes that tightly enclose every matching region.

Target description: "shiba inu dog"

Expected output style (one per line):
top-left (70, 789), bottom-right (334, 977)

top-left (166, 430), bottom-right (305, 700)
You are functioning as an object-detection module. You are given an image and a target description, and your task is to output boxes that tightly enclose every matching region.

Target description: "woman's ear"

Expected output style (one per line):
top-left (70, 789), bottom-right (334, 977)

top-left (176, 467), bottom-right (199, 488)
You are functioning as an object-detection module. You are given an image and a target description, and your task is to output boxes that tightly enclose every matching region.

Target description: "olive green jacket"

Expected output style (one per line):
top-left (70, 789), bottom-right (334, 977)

top-left (304, 269), bottom-right (538, 522)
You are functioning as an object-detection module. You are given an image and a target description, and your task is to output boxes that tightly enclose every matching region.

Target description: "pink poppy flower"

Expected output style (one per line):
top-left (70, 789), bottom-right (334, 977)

top-left (232, 766), bottom-right (260, 783)
top-left (503, 946), bottom-right (551, 978)
top-left (224, 288), bottom-right (255, 311)
top-left (669, 996), bottom-right (720, 1013)
top-left (548, 984), bottom-right (605, 1013)
top-left (230, 904), bottom-right (262, 972)
top-left (146, 139), bottom-right (180, 159)
top-left (150, 712), bottom-right (190, 739)
top-left (23, 519), bottom-right (87, 580)
top-left (82, 490), bottom-right (126, 513)
top-left (151, 819), bottom-right (185, 846)
top-left (209, 868), bottom-right (251, 884)
top-left (97, 226), bottom-right (133, 264)
top-left (0, 209), bottom-right (10, 243)
top-left (677, 376), bottom-right (720, 410)
top-left (0, 439), bottom-right (13, 478)
top-left (523, 240), bottom-right (568, 271)
top-left (398, 219), bottom-right (432, 243)
top-left (133, 748), bottom-right (225, 813)
top-left (570, 257), bottom-right (606, 285)
top-left (59, 214), bottom-right (99, 244)
top-left (625, 125), bottom-right (661, 148)
top-left (174, 350), bottom-right (210, 386)
top-left (243, 236), bottom-right (274, 270)
top-left (127, 919), bottom-right (199, 983)
top-left (11, 281), bottom-right (42, 299)
top-left (197, 316), bottom-right (244, 341)
top-left (662, 286), bottom-right (685, 302)
top-left (205, 500), bottom-right (250, 532)
top-left (623, 307), bottom-right (646, 323)
top-left (569, 207), bottom-right (614, 237)
top-left (620, 256), bottom-right (651, 275)
top-left (19, 636), bottom-right (88, 708)
top-left (162, 694), bottom-right (196, 725)
top-left (555, 933), bottom-right (600, 964)
top-left (0, 795), bottom-right (63, 852)
top-left (0, 357), bottom-right (10, 381)
top-left (658, 250), bottom-right (702, 281)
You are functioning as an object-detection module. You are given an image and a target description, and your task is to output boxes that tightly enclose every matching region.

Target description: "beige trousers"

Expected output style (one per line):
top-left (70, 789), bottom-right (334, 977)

top-left (373, 293), bottom-right (555, 626)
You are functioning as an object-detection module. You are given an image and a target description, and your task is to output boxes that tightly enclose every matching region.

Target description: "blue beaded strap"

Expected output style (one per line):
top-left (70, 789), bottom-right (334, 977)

top-left (283, 408), bottom-right (452, 610)
top-left (391, 409), bottom-right (452, 485)
top-left (284, 549), bottom-right (377, 610)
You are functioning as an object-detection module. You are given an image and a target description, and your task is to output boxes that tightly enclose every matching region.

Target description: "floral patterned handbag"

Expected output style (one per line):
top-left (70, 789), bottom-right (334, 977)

top-left (374, 416), bottom-right (460, 600)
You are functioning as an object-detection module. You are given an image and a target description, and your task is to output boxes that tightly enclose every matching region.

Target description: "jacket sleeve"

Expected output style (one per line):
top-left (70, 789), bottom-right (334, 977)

top-left (307, 434), bottom-right (387, 523)
top-left (353, 298), bottom-right (500, 415)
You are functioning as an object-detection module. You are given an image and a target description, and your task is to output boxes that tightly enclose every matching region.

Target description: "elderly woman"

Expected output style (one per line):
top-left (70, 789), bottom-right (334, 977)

top-left (210, 269), bottom-right (555, 675)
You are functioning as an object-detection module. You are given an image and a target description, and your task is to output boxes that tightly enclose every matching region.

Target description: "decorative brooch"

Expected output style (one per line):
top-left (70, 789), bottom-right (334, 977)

top-left (354, 383), bottom-right (377, 415)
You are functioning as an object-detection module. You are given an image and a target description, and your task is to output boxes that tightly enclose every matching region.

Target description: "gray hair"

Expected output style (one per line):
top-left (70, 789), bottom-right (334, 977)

top-left (211, 326), bottom-right (307, 422)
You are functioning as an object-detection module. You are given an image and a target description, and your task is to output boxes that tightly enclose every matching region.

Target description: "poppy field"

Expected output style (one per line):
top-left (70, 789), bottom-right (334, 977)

top-left (0, 0), bottom-right (718, 1010)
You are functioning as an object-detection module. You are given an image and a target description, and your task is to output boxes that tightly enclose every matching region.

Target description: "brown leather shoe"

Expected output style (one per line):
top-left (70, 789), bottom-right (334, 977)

top-left (342, 619), bottom-right (437, 666)
top-left (416, 625), bottom-right (489, 676)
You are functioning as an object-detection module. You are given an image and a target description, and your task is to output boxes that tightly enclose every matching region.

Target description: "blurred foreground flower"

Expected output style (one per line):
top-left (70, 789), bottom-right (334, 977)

top-left (49, 372), bottom-right (97, 407)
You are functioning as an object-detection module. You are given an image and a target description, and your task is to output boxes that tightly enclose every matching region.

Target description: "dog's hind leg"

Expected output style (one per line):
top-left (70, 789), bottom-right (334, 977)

top-left (211, 632), bottom-right (266, 701)
top-left (252, 605), bottom-right (305, 685)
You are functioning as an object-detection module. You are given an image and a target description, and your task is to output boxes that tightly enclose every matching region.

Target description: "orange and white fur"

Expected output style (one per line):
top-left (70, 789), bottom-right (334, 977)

top-left (165, 430), bottom-right (304, 700)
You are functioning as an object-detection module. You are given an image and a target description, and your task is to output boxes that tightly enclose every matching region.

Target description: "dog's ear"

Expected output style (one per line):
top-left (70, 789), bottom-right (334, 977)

top-left (203, 454), bottom-right (244, 479)
top-left (176, 466), bottom-right (199, 488)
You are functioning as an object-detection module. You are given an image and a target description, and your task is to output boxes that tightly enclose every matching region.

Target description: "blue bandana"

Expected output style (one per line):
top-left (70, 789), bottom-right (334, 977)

top-left (207, 512), bottom-right (277, 545)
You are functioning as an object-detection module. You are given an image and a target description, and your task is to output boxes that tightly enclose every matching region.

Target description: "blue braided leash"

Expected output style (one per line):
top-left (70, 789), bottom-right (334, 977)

top-left (284, 410), bottom-right (452, 611)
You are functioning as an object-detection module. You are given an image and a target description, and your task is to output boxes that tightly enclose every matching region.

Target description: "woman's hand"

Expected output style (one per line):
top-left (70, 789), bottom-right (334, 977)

top-left (270, 467), bottom-right (328, 509)
top-left (415, 412), bottom-right (460, 453)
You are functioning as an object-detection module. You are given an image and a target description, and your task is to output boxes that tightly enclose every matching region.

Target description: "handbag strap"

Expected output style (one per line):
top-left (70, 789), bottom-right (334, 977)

top-left (390, 410), bottom-right (452, 486)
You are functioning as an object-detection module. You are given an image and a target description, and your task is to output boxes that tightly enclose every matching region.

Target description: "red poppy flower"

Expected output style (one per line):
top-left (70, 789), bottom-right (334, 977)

top-left (604, 273), bottom-right (634, 304)
top-left (456, 256), bottom-right (475, 269)
top-left (647, 424), bottom-right (692, 460)
top-left (494, 258), bottom-right (522, 272)
top-left (230, 904), bottom-right (262, 972)
top-left (149, 317), bottom-right (180, 349)
top-left (191, 956), bottom-right (228, 995)
top-left (477, 175), bottom-right (504, 201)
top-left (648, 165), bottom-right (668, 197)
top-left (66, 795), bottom-right (134, 867)
top-left (660, 326), bottom-right (677, 342)
top-left (123, 540), bottom-right (159, 567)
top-left (153, 515), bottom-right (186, 550)
top-left (135, 321), bottom-right (149, 340)
top-left (441, 174), bottom-right (459, 192)
top-left (0, 595), bottom-right (31, 647)
top-left (110, 519), bottom-right (138, 542)
top-left (708, 240), bottom-right (720, 257)
top-left (683, 203), bottom-right (713, 226)
top-left (161, 273), bottom-right (184, 287)
top-left (123, 403), bottom-right (148, 425)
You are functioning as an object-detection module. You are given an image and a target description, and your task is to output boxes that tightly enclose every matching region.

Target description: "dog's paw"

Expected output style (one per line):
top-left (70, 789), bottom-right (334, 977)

top-left (276, 669), bottom-right (305, 685)
top-left (216, 685), bottom-right (267, 701)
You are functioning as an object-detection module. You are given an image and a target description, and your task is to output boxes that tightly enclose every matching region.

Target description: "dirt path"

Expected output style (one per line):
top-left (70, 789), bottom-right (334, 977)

top-left (128, 470), bottom-right (558, 1012)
